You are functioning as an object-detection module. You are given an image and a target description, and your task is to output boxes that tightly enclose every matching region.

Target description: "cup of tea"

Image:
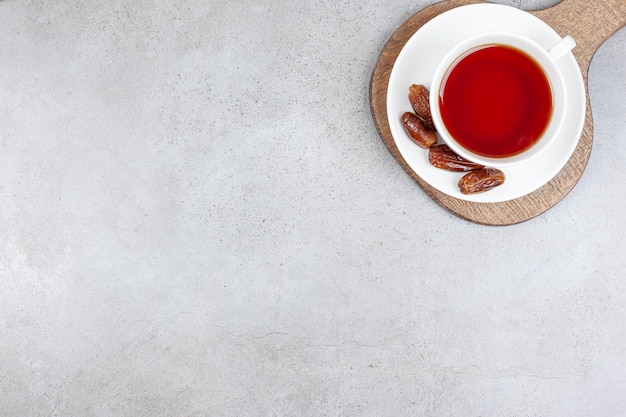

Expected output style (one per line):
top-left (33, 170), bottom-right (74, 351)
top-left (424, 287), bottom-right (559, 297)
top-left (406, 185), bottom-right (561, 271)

top-left (429, 32), bottom-right (576, 167)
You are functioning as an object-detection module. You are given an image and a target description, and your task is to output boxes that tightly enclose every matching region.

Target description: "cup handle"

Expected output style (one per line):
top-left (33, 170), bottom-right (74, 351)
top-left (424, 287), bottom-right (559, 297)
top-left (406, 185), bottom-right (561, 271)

top-left (548, 35), bottom-right (576, 60)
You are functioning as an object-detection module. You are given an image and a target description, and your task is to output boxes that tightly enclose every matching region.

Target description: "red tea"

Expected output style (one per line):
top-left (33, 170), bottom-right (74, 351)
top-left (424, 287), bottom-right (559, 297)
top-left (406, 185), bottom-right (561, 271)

top-left (439, 44), bottom-right (553, 158)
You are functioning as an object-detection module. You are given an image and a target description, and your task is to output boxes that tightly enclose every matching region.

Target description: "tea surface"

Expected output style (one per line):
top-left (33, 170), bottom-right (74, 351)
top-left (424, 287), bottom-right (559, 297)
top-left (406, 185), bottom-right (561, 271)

top-left (439, 45), bottom-right (553, 158)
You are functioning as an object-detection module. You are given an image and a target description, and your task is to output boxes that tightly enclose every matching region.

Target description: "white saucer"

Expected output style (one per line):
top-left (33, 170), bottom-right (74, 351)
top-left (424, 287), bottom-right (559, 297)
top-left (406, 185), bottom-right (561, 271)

top-left (387, 3), bottom-right (586, 203)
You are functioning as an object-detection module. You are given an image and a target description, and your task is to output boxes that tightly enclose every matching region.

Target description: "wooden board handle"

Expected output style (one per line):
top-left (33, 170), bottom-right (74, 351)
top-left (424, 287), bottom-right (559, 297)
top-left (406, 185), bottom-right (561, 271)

top-left (533, 0), bottom-right (626, 77)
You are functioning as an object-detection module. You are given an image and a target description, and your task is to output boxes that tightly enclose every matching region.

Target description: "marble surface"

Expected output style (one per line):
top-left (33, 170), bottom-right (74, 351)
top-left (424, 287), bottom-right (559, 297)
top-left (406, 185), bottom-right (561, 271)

top-left (1, 0), bottom-right (625, 416)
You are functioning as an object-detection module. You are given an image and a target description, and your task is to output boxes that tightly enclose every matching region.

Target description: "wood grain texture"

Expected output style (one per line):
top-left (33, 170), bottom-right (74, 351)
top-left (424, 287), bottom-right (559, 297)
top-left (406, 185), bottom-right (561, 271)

top-left (370, 0), bottom-right (625, 225)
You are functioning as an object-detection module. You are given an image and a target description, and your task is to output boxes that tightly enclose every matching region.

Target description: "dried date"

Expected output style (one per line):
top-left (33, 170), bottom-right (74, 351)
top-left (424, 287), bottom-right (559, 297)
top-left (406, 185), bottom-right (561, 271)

top-left (428, 144), bottom-right (484, 172)
top-left (401, 111), bottom-right (437, 149)
top-left (408, 84), bottom-right (433, 128)
top-left (458, 167), bottom-right (505, 194)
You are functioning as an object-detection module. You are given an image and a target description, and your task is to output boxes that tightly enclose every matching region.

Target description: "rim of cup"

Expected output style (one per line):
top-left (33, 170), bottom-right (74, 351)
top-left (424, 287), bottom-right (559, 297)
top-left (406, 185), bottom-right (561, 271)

top-left (429, 32), bottom-right (574, 168)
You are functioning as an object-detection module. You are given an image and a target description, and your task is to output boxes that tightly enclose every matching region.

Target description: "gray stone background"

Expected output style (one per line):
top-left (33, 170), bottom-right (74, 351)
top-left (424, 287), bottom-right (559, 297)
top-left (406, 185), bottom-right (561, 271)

top-left (1, 0), bottom-right (625, 416)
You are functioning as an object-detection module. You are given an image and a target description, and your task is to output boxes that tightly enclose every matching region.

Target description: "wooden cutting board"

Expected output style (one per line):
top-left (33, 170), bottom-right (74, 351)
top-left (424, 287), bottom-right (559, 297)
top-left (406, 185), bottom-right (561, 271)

top-left (370, 0), bottom-right (625, 225)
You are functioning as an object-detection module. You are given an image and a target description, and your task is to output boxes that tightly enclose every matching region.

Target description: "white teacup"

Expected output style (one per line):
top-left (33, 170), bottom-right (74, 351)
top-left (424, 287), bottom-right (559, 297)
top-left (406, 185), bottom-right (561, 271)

top-left (429, 32), bottom-right (576, 167)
